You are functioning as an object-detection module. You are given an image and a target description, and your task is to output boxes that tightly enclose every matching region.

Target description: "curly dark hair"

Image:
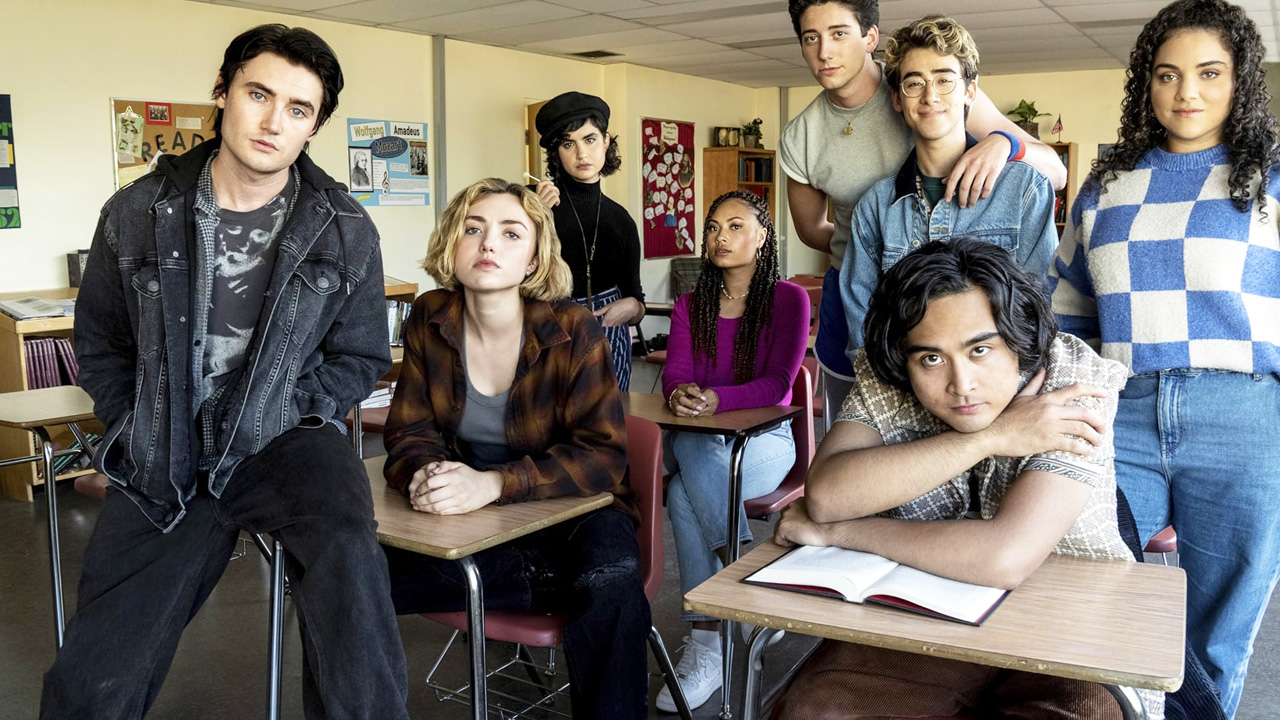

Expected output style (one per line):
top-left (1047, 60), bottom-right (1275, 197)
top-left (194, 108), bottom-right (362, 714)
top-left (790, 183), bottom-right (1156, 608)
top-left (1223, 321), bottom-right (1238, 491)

top-left (1092, 0), bottom-right (1278, 212)
top-left (864, 238), bottom-right (1057, 393)
top-left (689, 191), bottom-right (782, 384)
top-left (788, 0), bottom-right (878, 38)
top-left (543, 116), bottom-right (622, 182)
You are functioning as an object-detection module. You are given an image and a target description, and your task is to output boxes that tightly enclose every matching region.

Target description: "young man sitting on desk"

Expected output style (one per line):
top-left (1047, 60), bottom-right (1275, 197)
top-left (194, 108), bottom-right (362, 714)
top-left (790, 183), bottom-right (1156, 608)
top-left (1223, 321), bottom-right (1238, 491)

top-left (769, 238), bottom-right (1164, 720)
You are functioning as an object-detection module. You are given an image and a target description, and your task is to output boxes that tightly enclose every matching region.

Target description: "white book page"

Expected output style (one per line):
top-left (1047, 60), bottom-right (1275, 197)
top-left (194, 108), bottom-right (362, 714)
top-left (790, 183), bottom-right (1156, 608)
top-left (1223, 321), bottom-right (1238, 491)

top-left (866, 564), bottom-right (1007, 623)
top-left (748, 545), bottom-right (900, 602)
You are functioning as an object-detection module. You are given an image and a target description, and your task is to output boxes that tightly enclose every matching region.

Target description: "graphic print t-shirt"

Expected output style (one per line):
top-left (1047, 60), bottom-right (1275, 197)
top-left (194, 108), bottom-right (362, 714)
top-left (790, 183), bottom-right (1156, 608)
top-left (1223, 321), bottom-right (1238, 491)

top-left (202, 175), bottom-right (292, 399)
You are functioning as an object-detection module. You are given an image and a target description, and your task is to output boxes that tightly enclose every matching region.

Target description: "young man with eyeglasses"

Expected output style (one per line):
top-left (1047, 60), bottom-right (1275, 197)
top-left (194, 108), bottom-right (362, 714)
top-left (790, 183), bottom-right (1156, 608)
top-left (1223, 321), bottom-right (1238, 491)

top-left (781, 1), bottom-right (1064, 423)
top-left (837, 15), bottom-right (1058, 364)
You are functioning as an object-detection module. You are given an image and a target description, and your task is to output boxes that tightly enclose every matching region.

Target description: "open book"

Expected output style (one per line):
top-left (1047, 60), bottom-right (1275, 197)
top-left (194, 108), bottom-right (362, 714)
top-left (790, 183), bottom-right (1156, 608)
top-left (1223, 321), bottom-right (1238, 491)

top-left (743, 545), bottom-right (1009, 626)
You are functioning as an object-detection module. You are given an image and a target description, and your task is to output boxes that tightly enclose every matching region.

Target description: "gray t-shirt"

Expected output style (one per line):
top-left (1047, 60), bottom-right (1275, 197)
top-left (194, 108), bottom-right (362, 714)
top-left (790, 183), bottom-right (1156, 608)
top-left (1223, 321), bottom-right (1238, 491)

top-left (779, 70), bottom-right (912, 267)
top-left (202, 175), bottom-right (291, 398)
top-left (457, 325), bottom-right (516, 469)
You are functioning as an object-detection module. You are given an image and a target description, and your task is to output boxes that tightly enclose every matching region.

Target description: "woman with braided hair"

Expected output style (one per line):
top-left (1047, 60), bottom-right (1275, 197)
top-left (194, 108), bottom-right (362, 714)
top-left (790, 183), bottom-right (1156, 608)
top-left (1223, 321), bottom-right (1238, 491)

top-left (655, 191), bottom-right (809, 712)
top-left (1050, 1), bottom-right (1280, 714)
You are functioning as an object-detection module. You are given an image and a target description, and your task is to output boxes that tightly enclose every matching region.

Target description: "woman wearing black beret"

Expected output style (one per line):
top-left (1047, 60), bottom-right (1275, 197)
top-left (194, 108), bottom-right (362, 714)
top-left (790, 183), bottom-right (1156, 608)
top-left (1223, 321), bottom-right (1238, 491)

top-left (533, 91), bottom-right (645, 390)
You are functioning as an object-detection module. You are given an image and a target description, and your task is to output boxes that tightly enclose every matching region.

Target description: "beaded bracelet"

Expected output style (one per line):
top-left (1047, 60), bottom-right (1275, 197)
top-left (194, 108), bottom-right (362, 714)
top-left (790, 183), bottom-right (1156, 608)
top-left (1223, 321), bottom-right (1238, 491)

top-left (667, 387), bottom-right (682, 412)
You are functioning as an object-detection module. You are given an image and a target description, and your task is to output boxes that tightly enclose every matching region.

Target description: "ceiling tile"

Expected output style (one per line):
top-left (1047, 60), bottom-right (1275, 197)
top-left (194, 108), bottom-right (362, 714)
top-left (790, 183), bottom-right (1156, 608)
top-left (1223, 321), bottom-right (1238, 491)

top-left (548, 0), bottom-right (656, 10)
top-left (520, 27), bottom-right (685, 54)
top-left (393, 1), bottom-right (582, 35)
top-left (654, 11), bottom-right (792, 40)
top-left (453, 13), bottom-right (638, 45)
top-left (606, 37), bottom-right (728, 61)
top-left (312, 0), bottom-right (515, 23)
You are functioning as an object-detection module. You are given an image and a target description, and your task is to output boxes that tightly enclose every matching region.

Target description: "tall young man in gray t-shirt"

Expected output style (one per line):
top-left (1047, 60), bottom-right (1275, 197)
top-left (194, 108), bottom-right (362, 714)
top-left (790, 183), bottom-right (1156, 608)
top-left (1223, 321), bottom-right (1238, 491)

top-left (780, 0), bottom-right (1066, 423)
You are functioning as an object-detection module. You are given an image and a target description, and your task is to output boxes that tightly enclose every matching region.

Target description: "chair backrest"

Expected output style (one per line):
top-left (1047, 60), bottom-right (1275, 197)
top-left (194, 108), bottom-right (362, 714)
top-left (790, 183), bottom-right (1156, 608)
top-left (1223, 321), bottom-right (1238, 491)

top-left (781, 362), bottom-right (816, 495)
top-left (743, 363), bottom-right (816, 518)
top-left (625, 414), bottom-right (666, 603)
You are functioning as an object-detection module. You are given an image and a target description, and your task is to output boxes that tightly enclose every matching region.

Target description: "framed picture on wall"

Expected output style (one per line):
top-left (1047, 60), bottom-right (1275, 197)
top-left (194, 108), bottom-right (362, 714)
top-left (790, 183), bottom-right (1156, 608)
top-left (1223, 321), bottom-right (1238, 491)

top-left (146, 102), bottom-right (172, 126)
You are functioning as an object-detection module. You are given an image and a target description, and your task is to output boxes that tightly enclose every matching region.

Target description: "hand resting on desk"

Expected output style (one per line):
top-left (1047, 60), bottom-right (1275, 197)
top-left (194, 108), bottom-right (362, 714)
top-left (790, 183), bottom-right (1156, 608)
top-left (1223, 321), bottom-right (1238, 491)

top-left (407, 461), bottom-right (503, 515)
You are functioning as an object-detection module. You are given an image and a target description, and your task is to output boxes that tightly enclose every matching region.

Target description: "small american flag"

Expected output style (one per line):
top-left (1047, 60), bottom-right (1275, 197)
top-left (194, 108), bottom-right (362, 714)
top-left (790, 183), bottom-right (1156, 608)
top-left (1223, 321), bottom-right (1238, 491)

top-left (1050, 115), bottom-right (1063, 136)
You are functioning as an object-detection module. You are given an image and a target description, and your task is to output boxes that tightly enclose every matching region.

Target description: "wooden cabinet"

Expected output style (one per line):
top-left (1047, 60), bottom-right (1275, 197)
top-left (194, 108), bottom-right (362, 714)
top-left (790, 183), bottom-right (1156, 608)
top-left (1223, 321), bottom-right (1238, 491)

top-left (0, 287), bottom-right (92, 500)
top-left (1049, 142), bottom-right (1079, 237)
top-left (0, 276), bottom-right (417, 501)
top-left (702, 147), bottom-right (776, 220)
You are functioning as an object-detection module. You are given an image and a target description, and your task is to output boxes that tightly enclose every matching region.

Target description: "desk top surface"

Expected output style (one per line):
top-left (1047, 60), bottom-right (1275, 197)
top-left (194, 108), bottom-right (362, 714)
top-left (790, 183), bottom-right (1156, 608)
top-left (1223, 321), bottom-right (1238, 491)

top-left (644, 301), bottom-right (674, 317)
top-left (624, 392), bottom-right (800, 436)
top-left (365, 456), bottom-right (612, 561)
top-left (0, 385), bottom-right (96, 428)
top-left (685, 541), bottom-right (1186, 692)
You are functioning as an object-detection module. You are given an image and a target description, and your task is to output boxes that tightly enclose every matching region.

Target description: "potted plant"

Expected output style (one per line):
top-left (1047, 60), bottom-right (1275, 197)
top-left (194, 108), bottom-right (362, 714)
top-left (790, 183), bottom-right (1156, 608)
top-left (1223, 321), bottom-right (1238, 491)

top-left (1007, 100), bottom-right (1049, 139)
top-left (741, 118), bottom-right (763, 148)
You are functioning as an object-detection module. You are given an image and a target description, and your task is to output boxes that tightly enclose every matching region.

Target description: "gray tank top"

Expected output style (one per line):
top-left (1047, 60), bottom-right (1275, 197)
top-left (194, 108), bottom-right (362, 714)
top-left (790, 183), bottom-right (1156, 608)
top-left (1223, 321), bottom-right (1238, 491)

top-left (457, 324), bottom-right (515, 468)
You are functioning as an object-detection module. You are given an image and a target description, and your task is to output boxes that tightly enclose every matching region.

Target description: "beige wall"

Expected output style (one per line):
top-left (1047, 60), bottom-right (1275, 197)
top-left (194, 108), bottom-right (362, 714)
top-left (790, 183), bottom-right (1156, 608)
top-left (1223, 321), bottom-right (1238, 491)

top-left (1, 0), bottom-right (435, 292)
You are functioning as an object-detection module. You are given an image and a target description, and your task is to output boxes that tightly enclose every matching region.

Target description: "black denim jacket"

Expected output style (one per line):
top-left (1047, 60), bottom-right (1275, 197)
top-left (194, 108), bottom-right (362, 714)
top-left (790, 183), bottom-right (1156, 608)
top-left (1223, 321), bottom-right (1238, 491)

top-left (74, 140), bottom-right (391, 531)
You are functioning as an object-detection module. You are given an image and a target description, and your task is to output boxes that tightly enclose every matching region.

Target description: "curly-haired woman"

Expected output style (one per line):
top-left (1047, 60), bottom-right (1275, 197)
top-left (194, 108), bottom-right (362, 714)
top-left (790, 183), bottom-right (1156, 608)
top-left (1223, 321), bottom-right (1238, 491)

top-left (531, 92), bottom-right (645, 390)
top-left (1050, 1), bottom-right (1280, 714)
top-left (655, 191), bottom-right (809, 712)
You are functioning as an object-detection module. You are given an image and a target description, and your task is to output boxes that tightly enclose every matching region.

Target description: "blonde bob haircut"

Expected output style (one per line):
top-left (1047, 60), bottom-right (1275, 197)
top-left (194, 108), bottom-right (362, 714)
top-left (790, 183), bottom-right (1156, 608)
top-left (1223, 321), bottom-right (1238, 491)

top-left (421, 177), bottom-right (573, 302)
top-left (883, 15), bottom-right (980, 91)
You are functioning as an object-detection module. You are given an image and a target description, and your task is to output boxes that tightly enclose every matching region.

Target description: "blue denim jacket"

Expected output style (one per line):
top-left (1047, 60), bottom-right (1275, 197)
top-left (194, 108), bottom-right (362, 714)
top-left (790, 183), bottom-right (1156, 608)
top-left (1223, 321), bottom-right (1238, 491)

top-left (839, 139), bottom-right (1057, 361)
top-left (74, 140), bottom-right (391, 531)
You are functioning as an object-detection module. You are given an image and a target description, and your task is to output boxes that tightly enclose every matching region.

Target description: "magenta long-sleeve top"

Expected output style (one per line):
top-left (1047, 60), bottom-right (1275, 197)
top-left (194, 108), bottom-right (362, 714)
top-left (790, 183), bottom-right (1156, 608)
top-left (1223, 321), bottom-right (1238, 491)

top-left (662, 281), bottom-right (810, 412)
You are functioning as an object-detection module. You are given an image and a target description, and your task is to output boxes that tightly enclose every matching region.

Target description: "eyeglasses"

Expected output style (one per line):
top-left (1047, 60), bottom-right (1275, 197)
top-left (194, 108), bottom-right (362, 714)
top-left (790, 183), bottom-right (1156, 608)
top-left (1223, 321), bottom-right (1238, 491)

top-left (900, 75), bottom-right (960, 98)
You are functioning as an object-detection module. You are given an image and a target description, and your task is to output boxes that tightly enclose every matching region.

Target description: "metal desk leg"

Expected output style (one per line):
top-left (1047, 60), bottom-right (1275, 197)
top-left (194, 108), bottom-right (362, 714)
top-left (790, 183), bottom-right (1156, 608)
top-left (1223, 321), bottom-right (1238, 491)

top-left (741, 626), bottom-right (784, 720)
top-left (460, 556), bottom-right (488, 720)
top-left (351, 405), bottom-right (364, 457)
top-left (268, 538), bottom-right (286, 720)
top-left (1106, 684), bottom-right (1148, 720)
top-left (719, 432), bottom-right (752, 720)
top-left (34, 427), bottom-right (64, 649)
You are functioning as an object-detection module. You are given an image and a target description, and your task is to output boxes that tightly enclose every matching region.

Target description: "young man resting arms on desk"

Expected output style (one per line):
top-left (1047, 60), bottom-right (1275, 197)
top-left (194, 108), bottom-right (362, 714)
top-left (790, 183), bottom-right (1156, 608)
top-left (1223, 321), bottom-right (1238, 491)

top-left (769, 238), bottom-right (1163, 720)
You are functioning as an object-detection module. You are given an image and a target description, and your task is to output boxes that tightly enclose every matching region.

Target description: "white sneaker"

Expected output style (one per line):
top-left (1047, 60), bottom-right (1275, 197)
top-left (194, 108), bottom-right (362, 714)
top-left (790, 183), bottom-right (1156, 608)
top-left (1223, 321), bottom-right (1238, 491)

top-left (740, 622), bottom-right (785, 647)
top-left (655, 635), bottom-right (723, 712)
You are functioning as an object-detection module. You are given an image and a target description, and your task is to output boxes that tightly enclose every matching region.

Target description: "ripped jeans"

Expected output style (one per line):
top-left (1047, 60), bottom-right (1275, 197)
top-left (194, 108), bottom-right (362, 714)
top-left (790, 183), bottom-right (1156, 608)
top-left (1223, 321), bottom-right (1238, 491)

top-left (382, 507), bottom-right (649, 720)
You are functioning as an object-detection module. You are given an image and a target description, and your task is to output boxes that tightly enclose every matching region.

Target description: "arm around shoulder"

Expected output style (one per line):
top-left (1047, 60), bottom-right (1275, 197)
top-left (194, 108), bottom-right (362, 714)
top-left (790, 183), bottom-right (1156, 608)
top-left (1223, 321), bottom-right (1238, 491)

top-left (966, 87), bottom-right (1067, 191)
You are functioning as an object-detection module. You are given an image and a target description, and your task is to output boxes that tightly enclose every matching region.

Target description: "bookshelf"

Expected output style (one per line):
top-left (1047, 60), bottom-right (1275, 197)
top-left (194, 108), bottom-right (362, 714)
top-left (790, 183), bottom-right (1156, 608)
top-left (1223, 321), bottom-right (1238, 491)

top-left (702, 147), bottom-right (776, 220)
top-left (0, 276), bottom-right (418, 502)
top-left (1048, 142), bottom-right (1079, 237)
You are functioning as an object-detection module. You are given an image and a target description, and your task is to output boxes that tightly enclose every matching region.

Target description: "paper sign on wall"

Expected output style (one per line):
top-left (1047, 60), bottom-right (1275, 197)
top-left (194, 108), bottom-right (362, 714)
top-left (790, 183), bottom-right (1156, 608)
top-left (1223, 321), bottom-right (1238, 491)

top-left (0, 95), bottom-right (19, 230)
top-left (346, 119), bottom-right (429, 207)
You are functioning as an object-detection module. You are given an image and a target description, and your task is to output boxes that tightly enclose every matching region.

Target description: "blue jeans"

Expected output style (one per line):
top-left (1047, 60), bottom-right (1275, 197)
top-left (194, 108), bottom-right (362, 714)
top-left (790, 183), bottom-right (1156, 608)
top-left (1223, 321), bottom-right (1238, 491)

top-left (1115, 370), bottom-right (1280, 718)
top-left (40, 424), bottom-right (410, 720)
top-left (666, 423), bottom-right (795, 622)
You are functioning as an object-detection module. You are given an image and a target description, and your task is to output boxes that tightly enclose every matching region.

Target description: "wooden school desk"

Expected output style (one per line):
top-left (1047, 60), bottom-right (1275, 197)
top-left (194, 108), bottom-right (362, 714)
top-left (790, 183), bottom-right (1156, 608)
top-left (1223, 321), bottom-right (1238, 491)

top-left (365, 456), bottom-right (613, 720)
top-left (624, 392), bottom-right (802, 719)
top-left (0, 385), bottom-right (98, 649)
top-left (686, 541), bottom-right (1186, 720)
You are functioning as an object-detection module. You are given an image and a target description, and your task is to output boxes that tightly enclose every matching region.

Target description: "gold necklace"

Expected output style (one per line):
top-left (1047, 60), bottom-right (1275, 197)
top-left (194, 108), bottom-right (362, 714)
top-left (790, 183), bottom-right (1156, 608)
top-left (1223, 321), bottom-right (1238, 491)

top-left (721, 285), bottom-right (748, 301)
top-left (843, 120), bottom-right (854, 136)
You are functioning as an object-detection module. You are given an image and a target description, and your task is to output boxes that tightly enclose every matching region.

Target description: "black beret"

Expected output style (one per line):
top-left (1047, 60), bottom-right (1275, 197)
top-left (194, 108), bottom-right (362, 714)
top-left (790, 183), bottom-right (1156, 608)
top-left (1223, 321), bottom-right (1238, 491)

top-left (535, 92), bottom-right (610, 149)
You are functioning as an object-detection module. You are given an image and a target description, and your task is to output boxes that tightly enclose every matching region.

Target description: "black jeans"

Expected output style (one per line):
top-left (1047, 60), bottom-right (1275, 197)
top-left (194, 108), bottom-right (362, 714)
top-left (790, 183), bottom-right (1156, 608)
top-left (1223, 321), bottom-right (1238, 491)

top-left (384, 507), bottom-right (650, 720)
top-left (40, 424), bottom-right (410, 720)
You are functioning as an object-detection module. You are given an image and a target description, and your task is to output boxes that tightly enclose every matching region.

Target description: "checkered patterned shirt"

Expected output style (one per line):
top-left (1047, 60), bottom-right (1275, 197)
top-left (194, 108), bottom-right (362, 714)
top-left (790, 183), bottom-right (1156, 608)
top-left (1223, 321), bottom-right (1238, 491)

top-left (1050, 144), bottom-right (1280, 376)
top-left (836, 334), bottom-right (1134, 562)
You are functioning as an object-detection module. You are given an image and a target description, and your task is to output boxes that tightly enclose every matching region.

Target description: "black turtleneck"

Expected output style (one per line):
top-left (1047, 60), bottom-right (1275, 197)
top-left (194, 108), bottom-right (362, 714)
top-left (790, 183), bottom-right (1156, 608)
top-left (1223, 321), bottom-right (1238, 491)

top-left (545, 176), bottom-right (644, 302)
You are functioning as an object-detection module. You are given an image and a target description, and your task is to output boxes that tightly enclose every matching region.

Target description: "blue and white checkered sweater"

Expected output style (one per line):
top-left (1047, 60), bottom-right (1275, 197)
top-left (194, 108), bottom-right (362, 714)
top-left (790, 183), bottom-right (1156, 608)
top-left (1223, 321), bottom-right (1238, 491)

top-left (1051, 144), bottom-right (1280, 377)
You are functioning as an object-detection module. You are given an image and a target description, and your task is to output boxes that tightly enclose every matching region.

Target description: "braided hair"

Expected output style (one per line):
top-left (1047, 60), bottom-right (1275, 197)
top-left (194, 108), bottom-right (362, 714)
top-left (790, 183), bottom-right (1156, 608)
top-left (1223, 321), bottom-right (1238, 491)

top-left (1092, 0), bottom-right (1278, 213)
top-left (688, 191), bottom-right (781, 384)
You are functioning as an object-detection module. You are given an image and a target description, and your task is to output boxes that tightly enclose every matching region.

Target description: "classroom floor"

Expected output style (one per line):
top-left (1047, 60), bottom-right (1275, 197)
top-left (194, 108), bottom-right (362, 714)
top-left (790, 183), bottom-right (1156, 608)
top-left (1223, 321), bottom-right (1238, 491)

top-left (2, 362), bottom-right (1276, 718)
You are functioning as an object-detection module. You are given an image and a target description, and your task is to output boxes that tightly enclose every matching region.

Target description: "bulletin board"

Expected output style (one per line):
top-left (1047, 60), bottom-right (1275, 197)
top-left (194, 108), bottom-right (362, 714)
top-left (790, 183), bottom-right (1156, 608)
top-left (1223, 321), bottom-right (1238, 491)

top-left (111, 98), bottom-right (217, 189)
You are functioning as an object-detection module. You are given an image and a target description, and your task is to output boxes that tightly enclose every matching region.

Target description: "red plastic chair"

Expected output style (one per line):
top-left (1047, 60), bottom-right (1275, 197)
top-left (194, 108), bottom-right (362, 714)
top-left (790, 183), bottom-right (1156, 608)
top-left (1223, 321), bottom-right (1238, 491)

top-left (1145, 526), bottom-right (1178, 565)
top-left (786, 274), bottom-right (824, 288)
top-left (743, 363), bottom-right (816, 520)
top-left (418, 415), bottom-right (693, 719)
top-left (801, 356), bottom-right (824, 421)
